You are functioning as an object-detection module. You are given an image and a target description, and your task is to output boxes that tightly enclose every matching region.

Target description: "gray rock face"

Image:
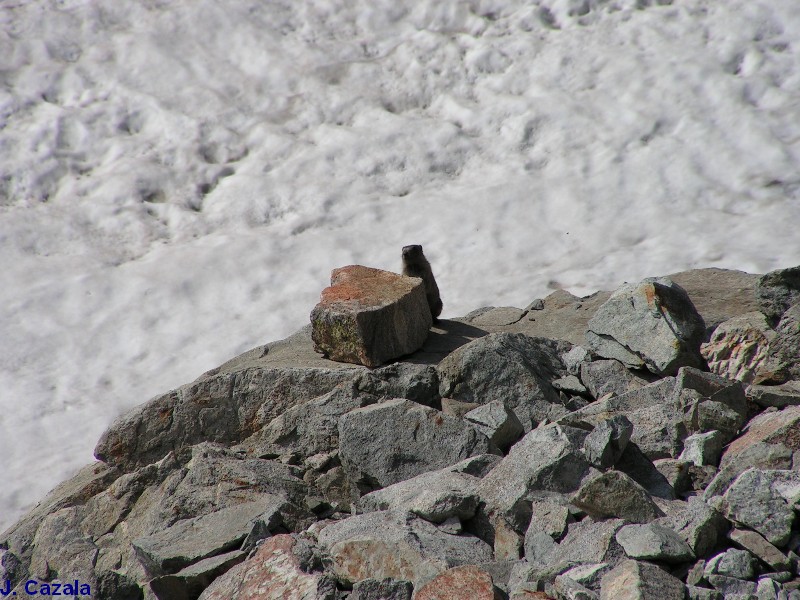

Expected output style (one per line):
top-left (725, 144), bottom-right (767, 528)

top-left (338, 399), bottom-right (492, 494)
top-left (350, 578), bottom-right (413, 600)
top-left (747, 381), bottom-right (800, 408)
top-left (680, 431), bottom-right (725, 467)
top-left (579, 360), bottom-right (651, 399)
top-left (549, 519), bottom-right (627, 566)
top-left (310, 265), bottom-right (432, 367)
top-left (477, 423), bottom-right (592, 533)
top-left (552, 575), bottom-right (599, 600)
top-left (755, 264), bottom-right (800, 324)
top-left (316, 511), bottom-right (492, 586)
top-left (149, 550), bottom-right (246, 600)
top-left (464, 401), bottom-right (525, 452)
top-left (585, 277), bottom-right (706, 376)
top-left (701, 312), bottom-right (776, 383)
top-left (356, 460), bottom-right (484, 523)
top-left (704, 548), bottom-right (756, 580)
top-left (95, 366), bottom-right (358, 471)
top-left (718, 468), bottom-right (800, 547)
top-left (616, 523), bottom-right (695, 563)
top-left (759, 303), bottom-right (800, 384)
top-left (582, 416), bottom-right (633, 468)
top-left (571, 471), bottom-right (664, 524)
top-left (599, 559), bottom-right (686, 600)
top-left (437, 332), bottom-right (572, 431)
top-left (728, 528), bottom-right (790, 571)
top-left (656, 497), bottom-right (729, 559)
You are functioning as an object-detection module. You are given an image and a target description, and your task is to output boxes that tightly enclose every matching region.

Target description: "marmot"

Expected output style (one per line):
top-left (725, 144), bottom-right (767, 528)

top-left (401, 244), bottom-right (443, 319)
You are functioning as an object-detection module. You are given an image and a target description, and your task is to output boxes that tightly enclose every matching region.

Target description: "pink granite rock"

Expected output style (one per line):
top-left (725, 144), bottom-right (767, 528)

top-left (414, 565), bottom-right (502, 600)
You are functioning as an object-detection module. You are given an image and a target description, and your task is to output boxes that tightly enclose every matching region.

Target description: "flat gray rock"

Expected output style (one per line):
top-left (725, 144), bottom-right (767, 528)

top-left (616, 523), bottom-right (695, 563)
top-left (585, 277), bottom-right (705, 376)
top-left (600, 559), bottom-right (686, 600)
top-left (728, 528), bottom-right (790, 571)
top-left (338, 399), bottom-right (492, 494)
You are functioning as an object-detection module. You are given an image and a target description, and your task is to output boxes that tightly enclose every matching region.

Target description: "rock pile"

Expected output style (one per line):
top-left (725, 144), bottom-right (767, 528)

top-left (3, 266), bottom-right (800, 600)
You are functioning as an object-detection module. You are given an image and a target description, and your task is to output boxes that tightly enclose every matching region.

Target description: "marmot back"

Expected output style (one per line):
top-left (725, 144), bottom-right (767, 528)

top-left (401, 244), bottom-right (442, 319)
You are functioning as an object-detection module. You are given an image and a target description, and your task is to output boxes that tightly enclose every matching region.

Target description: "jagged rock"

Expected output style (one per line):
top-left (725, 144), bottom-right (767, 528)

top-left (464, 401), bottom-right (525, 452)
top-left (653, 459), bottom-right (691, 495)
top-left (615, 523), bottom-right (695, 563)
top-left (466, 306), bottom-right (527, 327)
top-left (582, 416), bottom-right (633, 469)
top-left (552, 375), bottom-right (589, 396)
top-left (350, 578), bottom-right (412, 600)
top-left (579, 360), bottom-right (651, 399)
top-left (552, 575), bottom-right (599, 600)
top-left (599, 559), bottom-right (686, 599)
top-left (728, 528), bottom-right (791, 571)
top-left (356, 459), bottom-right (485, 523)
top-left (149, 550), bottom-right (246, 600)
top-left (679, 431), bottom-right (725, 467)
top-left (747, 382), bottom-right (800, 409)
top-left (755, 264), bottom-right (800, 324)
top-left (309, 265), bottom-right (431, 367)
top-left (706, 574), bottom-right (757, 597)
top-left (440, 397), bottom-right (481, 418)
top-left (524, 529), bottom-right (558, 565)
top-left (758, 303), bottom-right (800, 384)
top-left (571, 471), bottom-right (664, 524)
top-left (701, 312), bottom-right (776, 383)
top-left (414, 565), bottom-right (503, 600)
top-left (686, 585), bottom-right (723, 600)
top-left (526, 496), bottom-right (573, 541)
top-left (476, 423), bottom-right (593, 535)
top-left (560, 378), bottom-right (684, 459)
top-left (197, 534), bottom-right (337, 600)
top-left (437, 333), bottom-right (572, 431)
top-left (548, 518), bottom-right (626, 566)
top-left (559, 563), bottom-right (613, 592)
top-left (131, 500), bottom-right (274, 577)
top-left (95, 366), bottom-right (358, 471)
top-left (717, 468), bottom-right (800, 547)
top-left (756, 578), bottom-right (785, 600)
top-left (338, 399), bottom-right (492, 494)
top-left (674, 367), bottom-right (748, 444)
top-left (585, 277), bottom-right (705, 376)
top-left (563, 346), bottom-right (592, 377)
top-left (316, 511), bottom-right (492, 586)
top-left (29, 506), bottom-right (97, 586)
top-left (353, 363), bottom-right (441, 407)
top-left (704, 548), bottom-right (757, 580)
top-left (655, 496), bottom-right (729, 558)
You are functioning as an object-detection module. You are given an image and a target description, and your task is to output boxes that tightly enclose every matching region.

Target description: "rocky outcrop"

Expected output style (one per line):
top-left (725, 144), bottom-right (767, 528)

top-left (585, 277), bottom-right (706, 375)
top-left (755, 265), bottom-right (800, 324)
top-left (310, 265), bottom-right (432, 367)
top-left (5, 266), bottom-right (800, 600)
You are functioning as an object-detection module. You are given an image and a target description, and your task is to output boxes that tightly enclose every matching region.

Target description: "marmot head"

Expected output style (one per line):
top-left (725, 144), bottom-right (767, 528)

top-left (402, 244), bottom-right (424, 261)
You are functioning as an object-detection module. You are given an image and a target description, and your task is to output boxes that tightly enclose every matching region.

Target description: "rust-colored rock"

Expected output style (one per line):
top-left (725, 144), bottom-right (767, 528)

top-left (701, 312), bottom-right (775, 383)
top-left (197, 534), bottom-right (337, 600)
top-left (720, 405), bottom-right (800, 468)
top-left (310, 265), bottom-right (432, 367)
top-left (414, 565), bottom-right (502, 600)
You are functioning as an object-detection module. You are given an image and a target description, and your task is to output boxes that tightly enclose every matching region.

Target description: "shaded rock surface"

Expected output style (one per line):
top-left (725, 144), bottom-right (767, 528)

top-left (7, 266), bottom-right (800, 600)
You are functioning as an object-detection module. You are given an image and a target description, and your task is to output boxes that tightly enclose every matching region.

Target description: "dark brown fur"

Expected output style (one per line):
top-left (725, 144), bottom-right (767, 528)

top-left (401, 244), bottom-right (442, 319)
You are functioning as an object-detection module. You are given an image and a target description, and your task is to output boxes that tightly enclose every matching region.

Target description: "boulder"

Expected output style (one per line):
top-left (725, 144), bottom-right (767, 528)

top-left (571, 471), bottom-right (664, 524)
top-left (552, 575), bottom-right (599, 600)
top-left (310, 265), bottom-right (432, 367)
top-left (728, 528), bottom-right (791, 571)
top-left (316, 511), bottom-right (492, 586)
top-left (703, 548), bottom-right (757, 580)
top-left (579, 360), bottom-right (651, 399)
top-left (615, 523), bottom-right (695, 563)
top-left (757, 303), bottom-right (800, 384)
top-left (599, 559), bottom-right (686, 600)
top-left (476, 423), bottom-right (593, 534)
top-left (700, 312), bottom-right (775, 383)
top-left (350, 578), bottom-right (413, 600)
top-left (585, 277), bottom-right (705, 376)
top-left (197, 535), bottom-right (338, 600)
top-left (717, 468), bottom-right (800, 547)
top-left (747, 382), bottom-right (800, 409)
top-left (558, 563), bottom-right (613, 593)
top-left (338, 399), bottom-right (492, 494)
top-left (437, 333), bottom-right (572, 431)
top-left (356, 462), bottom-right (483, 523)
top-left (414, 565), bottom-right (503, 600)
top-left (582, 416), bottom-right (633, 469)
top-left (95, 366), bottom-right (358, 471)
top-left (655, 497), bottom-right (729, 559)
top-left (548, 518), bottom-right (627, 566)
top-left (149, 550), bottom-right (246, 600)
top-left (679, 431), bottom-right (725, 467)
top-left (755, 264), bottom-right (800, 324)
top-left (464, 401), bottom-right (525, 452)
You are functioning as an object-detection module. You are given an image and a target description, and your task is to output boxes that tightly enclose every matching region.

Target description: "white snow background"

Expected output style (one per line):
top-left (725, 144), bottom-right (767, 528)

top-left (1, 0), bottom-right (800, 531)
